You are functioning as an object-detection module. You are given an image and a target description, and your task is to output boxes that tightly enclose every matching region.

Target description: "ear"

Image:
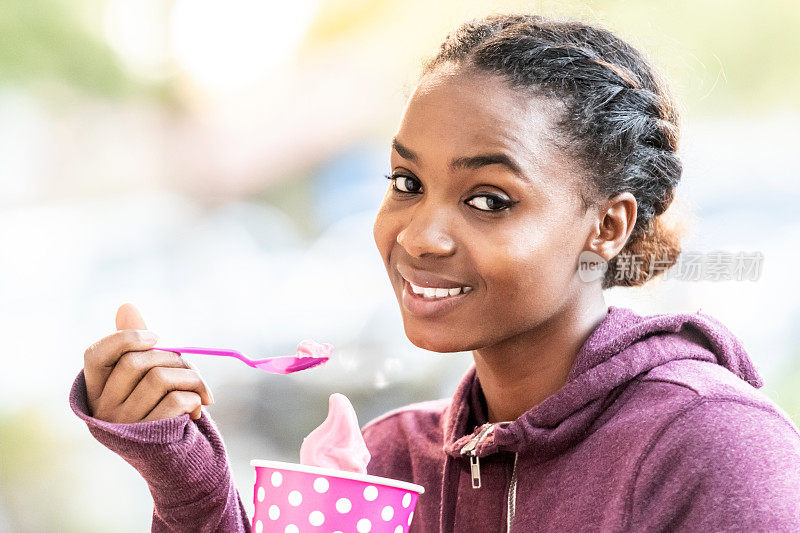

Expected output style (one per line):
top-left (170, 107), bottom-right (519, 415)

top-left (585, 192), bottom-right (638, 260)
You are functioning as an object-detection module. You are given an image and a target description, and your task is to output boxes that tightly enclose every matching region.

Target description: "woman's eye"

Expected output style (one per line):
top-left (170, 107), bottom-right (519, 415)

top-left (386, 174), bottom-right (421, 193)
top-left (466, 195), bottom-right (513, 212)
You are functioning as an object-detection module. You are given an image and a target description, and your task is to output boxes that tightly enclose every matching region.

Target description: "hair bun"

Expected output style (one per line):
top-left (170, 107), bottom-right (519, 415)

top-left (603, 211), bottom-right (683, 288)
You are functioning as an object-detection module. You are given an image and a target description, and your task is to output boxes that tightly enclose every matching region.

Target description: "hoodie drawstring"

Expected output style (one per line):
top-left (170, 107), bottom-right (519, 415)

top-left (438, 453), bottom-right (459, 533)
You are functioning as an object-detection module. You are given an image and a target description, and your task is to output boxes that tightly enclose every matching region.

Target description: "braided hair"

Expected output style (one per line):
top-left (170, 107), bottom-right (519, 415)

top-left (422, 13), bottom-right (683, 288)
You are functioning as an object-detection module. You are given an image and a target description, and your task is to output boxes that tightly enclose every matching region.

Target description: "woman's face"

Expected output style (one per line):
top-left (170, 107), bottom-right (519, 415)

top-left (373, 65), bottom-right (599, 353)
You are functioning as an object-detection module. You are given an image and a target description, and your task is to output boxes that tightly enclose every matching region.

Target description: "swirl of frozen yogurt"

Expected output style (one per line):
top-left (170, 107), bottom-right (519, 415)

top-left (300, 393), bottom-right (371, 474)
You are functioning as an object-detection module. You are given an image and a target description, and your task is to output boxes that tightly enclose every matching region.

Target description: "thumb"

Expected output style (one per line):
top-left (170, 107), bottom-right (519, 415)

top-left (116, 302), bottom-right (148, 332)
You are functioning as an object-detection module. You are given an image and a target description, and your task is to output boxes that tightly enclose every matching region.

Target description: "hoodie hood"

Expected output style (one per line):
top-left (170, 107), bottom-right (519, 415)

top-left (442, 305), bottom-right (763, 461)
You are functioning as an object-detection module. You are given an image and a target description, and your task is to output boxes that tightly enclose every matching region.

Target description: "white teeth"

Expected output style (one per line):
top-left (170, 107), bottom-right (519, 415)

top-left (408, 280), bottom-right (471, 299)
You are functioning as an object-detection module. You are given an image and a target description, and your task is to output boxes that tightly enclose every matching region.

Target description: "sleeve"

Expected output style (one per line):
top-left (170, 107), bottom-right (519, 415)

top-left (68, 369), bottom-right (251, 533)
top-left (626, 398), bottom-right (800, 532)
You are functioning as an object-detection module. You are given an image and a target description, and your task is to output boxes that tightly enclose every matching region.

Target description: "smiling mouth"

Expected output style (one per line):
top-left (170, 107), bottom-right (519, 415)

top-left (406, 279), bottom-right (473, 299)
top-left (400, 278), bottom-right (474, 319)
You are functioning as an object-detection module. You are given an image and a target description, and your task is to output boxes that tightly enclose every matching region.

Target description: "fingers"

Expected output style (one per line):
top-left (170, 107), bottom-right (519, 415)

top-left (142, 390), bottom-right (204, 422)
top-left (97, 349), bottom-right (191, 409)
top-left (85, 303), bottom-right (214, 424)
top-left (84, 329), bottom-right (159, 405)
top-left (116, 302), bottom-right (147, 331)
top-left (121, 366), bottom-right (213, 422)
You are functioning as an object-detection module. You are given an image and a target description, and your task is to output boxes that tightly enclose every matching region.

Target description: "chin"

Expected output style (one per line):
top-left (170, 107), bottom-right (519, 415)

top-left (402, 321), bottom-right (474, 354)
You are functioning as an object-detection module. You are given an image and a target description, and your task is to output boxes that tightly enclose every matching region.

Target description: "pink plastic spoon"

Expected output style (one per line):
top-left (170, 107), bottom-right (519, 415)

top-left (153, 339), bottom-right (332, 375)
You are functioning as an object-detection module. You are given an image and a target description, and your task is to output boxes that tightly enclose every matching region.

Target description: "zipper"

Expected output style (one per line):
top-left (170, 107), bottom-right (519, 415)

top-left (506, 452), bottom-right (519, 532)
top-left (459, 423), bottom-right (494, 488)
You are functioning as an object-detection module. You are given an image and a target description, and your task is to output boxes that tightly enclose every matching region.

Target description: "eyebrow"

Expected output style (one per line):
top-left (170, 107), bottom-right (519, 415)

top-left (392, 137), bottom-right (528, 180)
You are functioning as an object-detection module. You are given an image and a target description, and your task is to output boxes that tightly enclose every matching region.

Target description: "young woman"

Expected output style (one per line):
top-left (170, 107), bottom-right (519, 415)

top-left (70, 13), bottom-right (800, 532)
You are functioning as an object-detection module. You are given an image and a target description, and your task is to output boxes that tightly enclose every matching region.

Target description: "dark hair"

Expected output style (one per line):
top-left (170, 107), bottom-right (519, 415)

top-left (422, 13), bottom-right (683, 288)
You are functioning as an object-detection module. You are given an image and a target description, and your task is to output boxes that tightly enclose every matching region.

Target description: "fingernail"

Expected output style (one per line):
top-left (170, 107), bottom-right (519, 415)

top-left (206, 385), bottom-right (215, 404)
top-left (140, 330), bottom-right (158, 342)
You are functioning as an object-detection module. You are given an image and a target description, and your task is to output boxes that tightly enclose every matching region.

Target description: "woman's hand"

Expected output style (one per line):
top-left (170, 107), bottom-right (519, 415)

top-left (83, 303), bottom-right (214, 423)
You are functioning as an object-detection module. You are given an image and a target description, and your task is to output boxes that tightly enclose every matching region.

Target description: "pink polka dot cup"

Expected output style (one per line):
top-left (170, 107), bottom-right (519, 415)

top-left (251, 459), bottom-right (425, 533)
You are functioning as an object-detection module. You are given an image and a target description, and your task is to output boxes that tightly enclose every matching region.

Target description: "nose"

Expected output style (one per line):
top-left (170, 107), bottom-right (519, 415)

top-left (396, 205), bottom-right (456, 258)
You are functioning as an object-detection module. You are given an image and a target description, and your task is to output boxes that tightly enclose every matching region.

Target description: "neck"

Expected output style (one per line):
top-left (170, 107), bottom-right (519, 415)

top-left (472, 292), bottom-right (609, 423)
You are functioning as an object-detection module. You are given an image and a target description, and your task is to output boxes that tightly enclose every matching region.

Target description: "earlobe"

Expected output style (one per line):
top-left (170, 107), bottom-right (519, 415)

top-left (590, 238), bottom-right (613, 263)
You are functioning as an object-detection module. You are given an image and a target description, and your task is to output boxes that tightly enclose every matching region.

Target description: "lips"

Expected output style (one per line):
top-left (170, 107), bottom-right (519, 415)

top-left (395, 264), bottom-right (471, 289)
top-left (401, 278), bottom-right (472, 318)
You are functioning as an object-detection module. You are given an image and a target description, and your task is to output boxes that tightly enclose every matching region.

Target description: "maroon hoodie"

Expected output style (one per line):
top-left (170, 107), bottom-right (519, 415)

top-left (69, 306), bottom-right (800, 532)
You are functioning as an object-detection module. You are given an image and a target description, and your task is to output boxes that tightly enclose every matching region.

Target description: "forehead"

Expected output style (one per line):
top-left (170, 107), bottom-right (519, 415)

top-left (396, 65), bottom-right (569, 171)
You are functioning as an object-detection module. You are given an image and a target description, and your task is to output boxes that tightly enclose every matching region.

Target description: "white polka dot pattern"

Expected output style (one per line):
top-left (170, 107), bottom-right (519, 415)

top-left (309, 510), bottom-right (325, 526)
top-left (253, 467), bottom-right (420, 532)
top-left (363, 485), bottom-right (378, 501)
top-left (381, 505), bottom-right (394, 521)
top-left (313, 477), bottom-right (329, 493)
top-left (335, 497), bottom-right (351, 513)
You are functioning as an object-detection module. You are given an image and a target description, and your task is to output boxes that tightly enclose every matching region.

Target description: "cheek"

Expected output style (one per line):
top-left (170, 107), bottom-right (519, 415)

top-left (478, 220), bottom-right (574, 298)
top-left (480, 226), bottom-right (543, 286)
top-left (372, 202), bottom-right (395, 265)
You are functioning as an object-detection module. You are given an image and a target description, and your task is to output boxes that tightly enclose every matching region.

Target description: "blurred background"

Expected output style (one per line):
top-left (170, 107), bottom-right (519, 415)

top-left (2, 0), bottom-right (799, 530)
